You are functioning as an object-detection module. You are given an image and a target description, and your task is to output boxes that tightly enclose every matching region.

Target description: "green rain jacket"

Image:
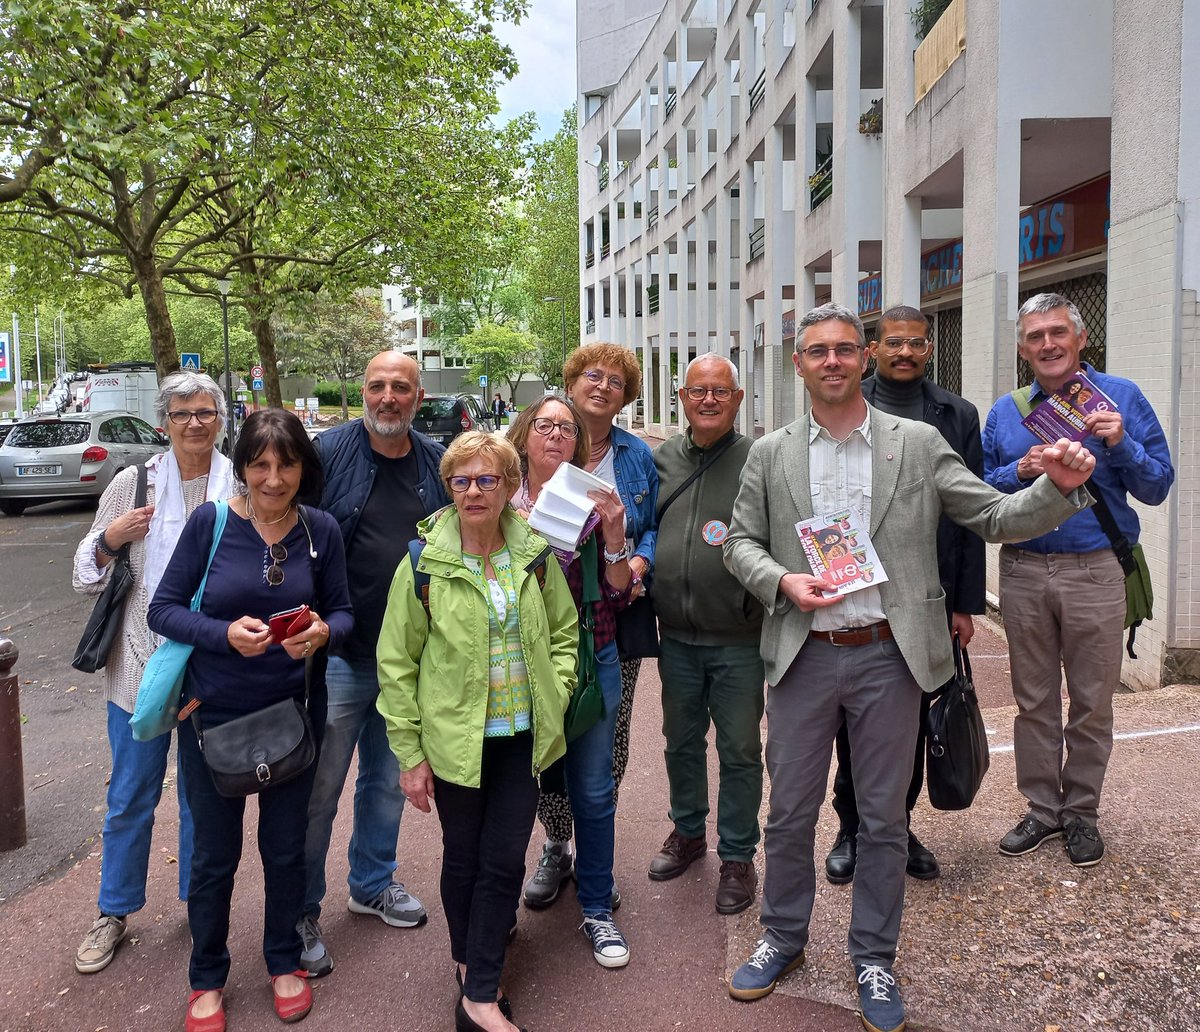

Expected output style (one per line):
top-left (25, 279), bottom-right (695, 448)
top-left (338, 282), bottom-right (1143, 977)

top-left (376, 505), bottom-right (578, 787)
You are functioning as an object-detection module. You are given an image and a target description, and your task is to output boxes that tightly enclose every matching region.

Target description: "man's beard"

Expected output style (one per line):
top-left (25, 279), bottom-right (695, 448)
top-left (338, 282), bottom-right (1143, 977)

top-left (364, 403), bottom-right (415, 438)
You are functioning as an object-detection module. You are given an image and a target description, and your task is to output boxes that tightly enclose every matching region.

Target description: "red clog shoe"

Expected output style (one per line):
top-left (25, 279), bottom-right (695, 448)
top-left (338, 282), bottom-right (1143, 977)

top-left (185, 989), bottom-right (226, 1032)
top-left (271, 971), bottom-right (313, 1023)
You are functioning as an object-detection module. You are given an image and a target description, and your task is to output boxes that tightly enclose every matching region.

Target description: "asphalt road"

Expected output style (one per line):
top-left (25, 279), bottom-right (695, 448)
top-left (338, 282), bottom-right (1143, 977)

top-left (0, 499), bottom-right (125, 903)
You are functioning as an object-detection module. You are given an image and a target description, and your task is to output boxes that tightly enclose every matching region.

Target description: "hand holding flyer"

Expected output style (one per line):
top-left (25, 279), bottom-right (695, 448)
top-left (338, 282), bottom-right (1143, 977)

top-left (1021, 371), bottom-right (1118, 444)
top-left (795, 508), bottom-right (889, 597)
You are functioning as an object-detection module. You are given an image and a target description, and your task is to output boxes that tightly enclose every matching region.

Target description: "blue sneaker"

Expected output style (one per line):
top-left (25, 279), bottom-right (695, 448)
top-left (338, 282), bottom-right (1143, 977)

top-left (857, 964), bottom-right (905, 1032)
top-left (728, 939), bottom-right (805, 1001)
top-left (580, 912), bottom-right (629, 968)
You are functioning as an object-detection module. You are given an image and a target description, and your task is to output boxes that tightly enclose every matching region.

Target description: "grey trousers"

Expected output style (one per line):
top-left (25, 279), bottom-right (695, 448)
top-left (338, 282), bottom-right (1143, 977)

top-left (760, 636), bottom-right (922, 967)
top-left (998, 545), bottom-right (1126, 828)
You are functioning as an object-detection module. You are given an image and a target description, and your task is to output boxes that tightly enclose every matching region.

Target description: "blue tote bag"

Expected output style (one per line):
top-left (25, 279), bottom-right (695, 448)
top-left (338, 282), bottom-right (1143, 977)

top-left (130, 501), bottom-right (229, 742)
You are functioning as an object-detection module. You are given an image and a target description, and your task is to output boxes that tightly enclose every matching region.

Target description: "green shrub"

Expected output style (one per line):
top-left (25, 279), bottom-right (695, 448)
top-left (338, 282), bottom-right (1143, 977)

top-left (315, 381), bottom-right (363, 407)
top-left (910, 0), bottom-right (952, 40)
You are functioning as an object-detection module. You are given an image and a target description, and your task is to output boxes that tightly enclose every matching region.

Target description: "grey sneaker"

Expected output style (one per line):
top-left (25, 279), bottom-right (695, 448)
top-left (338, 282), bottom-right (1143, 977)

top-left (75, 915), bottom-right (128, 974)
top-left (523, 841), bottom-right (574, 909)
top-left (297, 913), bottom-right (333, 978)
top-left (347, 883), bottom-right (428, 928)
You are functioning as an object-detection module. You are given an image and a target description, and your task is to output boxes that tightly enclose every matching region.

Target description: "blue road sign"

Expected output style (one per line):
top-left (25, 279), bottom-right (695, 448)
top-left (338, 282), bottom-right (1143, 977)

top-left (252, 378), bottom-right (264, 391)
top-left (181, 352), bottom-right (201, 371)
top-left (479, 375), bottom-right (488, 387)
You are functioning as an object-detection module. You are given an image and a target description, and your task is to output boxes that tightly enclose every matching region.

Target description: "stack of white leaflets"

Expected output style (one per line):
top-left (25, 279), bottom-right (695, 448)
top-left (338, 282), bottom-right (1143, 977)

top-left (528, 463), bottom-right (610, 554)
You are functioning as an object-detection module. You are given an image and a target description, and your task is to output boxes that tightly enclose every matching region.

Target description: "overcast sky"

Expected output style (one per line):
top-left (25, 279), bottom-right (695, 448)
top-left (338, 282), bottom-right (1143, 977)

top-left (494, 0), bottom-right (578, 139)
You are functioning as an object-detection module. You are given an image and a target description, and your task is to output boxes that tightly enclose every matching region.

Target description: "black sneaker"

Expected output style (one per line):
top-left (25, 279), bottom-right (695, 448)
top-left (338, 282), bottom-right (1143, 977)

top-left (1064, 819), bottom-right (1104, 867)
top-left (998, 814), bottom-right (1063, 856)
top-left (523, 841), bottom-right (573, 909)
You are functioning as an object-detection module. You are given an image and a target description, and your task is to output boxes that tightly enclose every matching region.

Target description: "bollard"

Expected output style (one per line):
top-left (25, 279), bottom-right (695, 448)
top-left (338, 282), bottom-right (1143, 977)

top-left (0, 638), bottom-right (27, 851)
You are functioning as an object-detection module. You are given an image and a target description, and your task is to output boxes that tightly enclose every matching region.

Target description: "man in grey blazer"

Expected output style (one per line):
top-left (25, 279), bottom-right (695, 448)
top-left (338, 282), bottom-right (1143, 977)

top-left (722, 303), bottom-right (1096, 1032)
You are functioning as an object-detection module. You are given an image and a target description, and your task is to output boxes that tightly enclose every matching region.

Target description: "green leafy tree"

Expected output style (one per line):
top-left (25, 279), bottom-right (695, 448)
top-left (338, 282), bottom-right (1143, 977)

top-left (523, 107), bottom-right (580, 387)
top-left (457, 322), bottom-right (539, 399)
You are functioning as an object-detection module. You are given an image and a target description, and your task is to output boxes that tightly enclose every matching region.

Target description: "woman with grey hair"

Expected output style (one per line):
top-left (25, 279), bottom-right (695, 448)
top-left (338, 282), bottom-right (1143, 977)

top-left (70, 370), bottom-right (239, 977)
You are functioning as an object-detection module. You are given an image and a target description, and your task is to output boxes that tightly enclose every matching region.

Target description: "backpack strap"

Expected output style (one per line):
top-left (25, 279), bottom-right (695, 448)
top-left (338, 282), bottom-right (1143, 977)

top-left (1008, 385), bottom-right (1036, 418)
top-left (525, 545), bottom-right (552, 593)
top-left (408, 539), bottom-right (432, 617)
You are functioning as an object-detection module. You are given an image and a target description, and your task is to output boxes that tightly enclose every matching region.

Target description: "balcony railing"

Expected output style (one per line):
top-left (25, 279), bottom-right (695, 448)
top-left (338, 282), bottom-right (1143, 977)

top-left (585, 318), bottom-right (596, 333)
top-left (585, 251), bottom-right (595, 268)
top-left (748, 223), bottom-right (765, 261)
top-left (598, 161), bottom-right (609, 191)
top-left (600, 240), bottom-right (611, 260)
top-left (808, 154), bottom-right (833, 211)
top-left (664, 90), bottom-right (677, 117)
top-left (647, 204), bottom-right (659, 229)
top-left (914, 0), bottom-right (965, 102)
top-left (748, 69), bottom-right (767, 112)
top-left (647, 283), bottom-right (660, 315)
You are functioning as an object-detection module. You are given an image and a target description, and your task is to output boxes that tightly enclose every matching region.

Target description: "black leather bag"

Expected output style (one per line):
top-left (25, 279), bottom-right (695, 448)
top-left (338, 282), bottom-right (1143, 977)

top-left (925, 641), bottom-right (990, 811)
top-left (72, 465), bottom-right (147, 673)
top-left (192, 695), bottom-right (315, 798)
top-left (614, 595), bottom-right (660, 660)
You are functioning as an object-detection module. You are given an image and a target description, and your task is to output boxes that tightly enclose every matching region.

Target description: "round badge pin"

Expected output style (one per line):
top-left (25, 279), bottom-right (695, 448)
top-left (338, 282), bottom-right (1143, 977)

top-left (702, 519), bottom-right (729, 546)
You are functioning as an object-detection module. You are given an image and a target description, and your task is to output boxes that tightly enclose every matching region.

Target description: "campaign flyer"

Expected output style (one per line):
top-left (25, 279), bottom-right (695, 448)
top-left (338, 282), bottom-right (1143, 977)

top-left (1021, 371), bottom-right (1118, 444)
top-left (794, 508), bottom-right (889, 597)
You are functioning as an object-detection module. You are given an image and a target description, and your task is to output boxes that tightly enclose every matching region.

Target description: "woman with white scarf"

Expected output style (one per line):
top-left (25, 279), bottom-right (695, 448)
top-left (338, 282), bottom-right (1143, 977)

top-left (71, 371), bottom-right (238, 977)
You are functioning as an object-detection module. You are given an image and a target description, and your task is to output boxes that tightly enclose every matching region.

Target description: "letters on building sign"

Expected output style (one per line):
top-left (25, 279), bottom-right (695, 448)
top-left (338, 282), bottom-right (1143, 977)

top-left (857, 174), bottom-right (1110, 316)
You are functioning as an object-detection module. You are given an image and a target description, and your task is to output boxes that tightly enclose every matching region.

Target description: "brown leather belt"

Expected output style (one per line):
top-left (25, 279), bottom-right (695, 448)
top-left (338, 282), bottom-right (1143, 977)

top-left (808, 621), bottom-right (893, 647)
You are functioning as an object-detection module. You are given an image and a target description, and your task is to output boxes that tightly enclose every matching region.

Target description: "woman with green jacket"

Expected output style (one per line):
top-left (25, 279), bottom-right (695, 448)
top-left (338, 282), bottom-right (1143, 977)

top-left (376, 432), bottom-right (578, 1032)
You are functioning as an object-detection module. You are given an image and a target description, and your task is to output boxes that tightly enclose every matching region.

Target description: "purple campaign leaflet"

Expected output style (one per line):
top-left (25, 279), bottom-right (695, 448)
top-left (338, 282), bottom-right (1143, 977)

top-left (1021, 371), bottom-right (1118, 445)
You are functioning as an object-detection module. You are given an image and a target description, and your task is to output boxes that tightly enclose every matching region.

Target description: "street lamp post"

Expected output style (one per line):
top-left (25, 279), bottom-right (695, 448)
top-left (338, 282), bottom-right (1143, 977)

top-left (542, 296), bottom-right (568, 381)
top-left (216, 279), bottom-right (233, 445)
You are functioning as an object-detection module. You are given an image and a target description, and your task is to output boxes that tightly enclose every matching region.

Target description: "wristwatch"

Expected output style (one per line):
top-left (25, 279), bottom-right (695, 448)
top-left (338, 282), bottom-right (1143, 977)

top-left (603, 542), bottom-right (632, 564)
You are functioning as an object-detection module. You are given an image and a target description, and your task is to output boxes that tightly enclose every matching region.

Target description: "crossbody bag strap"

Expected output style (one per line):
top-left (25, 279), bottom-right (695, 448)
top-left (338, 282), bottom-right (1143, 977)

top-left (1084, 483), bottom-right (1137, 577)
top-left (656, 433), bottom-right (739, 522)
top-left (135, 463), bottom-right (148, 509)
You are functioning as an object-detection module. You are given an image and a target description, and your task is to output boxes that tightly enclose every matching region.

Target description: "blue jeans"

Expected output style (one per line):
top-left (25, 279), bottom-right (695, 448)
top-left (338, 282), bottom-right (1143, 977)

top-left (98, 702), bottom-right (193, 915)
top-left (303, 655), bottom-right (404, 915)
top-left (565, 639), bottom-right (622, 916)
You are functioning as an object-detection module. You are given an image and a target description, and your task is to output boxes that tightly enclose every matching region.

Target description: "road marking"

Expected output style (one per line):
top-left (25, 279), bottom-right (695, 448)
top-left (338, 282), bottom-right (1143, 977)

top-left (985, 722), bottom-right (1200, 754)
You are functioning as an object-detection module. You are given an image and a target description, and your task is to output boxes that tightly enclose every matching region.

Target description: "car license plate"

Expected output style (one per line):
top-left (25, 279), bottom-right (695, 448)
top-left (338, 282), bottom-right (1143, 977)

top-left (16, 464), bottom-right (62, 476)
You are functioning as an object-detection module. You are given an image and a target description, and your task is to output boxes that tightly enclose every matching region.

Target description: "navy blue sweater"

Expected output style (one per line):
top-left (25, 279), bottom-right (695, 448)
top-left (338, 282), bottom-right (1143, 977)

top-left (147, 502), bottom-right (354, 710)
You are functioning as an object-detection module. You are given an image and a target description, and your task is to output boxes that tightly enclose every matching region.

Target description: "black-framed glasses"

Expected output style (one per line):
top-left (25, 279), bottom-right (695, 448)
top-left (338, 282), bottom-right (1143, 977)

top-left (582, 369), bottom-right (626, 392)
top-left (798, 343), bottom-right (864, 363)
top-left (880, 337), bottom-right (932, 354)
top-left (532, 417), bottom-right (581, 439)
top-left (167, 409), bottom-right (219, 425)
top-left (680, 386), bottom-right (735, 401)
top-left (264, 543), bottom-right (287, 586)
top-left (448, 474), bottom-right (503, 493)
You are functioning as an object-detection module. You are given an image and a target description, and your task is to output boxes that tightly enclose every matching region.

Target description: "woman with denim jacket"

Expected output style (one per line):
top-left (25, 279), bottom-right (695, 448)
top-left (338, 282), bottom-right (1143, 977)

top-left (521, 344), bottom-right (659, 949)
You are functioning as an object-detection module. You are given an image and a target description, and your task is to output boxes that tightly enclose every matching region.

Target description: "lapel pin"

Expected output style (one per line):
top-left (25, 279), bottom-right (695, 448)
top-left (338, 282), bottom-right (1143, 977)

top-left (886, 453), bottom-right (894, 460)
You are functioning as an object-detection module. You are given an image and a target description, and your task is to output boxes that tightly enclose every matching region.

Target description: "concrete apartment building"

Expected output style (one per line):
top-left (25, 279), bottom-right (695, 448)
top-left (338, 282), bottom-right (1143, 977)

top-left (576, 0), bottom-right (1198, 690)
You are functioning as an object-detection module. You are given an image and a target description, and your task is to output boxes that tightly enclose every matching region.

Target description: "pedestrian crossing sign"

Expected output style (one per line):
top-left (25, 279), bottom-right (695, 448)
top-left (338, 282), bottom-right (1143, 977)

top-left (181, 353), bottom-right (201, 371)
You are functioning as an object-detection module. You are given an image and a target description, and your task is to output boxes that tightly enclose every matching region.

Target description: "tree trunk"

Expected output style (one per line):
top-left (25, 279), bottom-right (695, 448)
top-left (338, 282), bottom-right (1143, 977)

top-left (340, 380), bottom-right (348, 422)
top-left (132, 259), bottom-right (179, 379)
top-left (250, 314), bottom-right (283, 408)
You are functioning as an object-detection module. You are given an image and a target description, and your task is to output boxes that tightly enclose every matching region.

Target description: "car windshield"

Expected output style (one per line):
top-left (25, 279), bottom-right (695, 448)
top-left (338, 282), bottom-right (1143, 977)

top-left (417, 399), bottom-right (456, 419)
top-left (7, 422), bottom-right (91, 448)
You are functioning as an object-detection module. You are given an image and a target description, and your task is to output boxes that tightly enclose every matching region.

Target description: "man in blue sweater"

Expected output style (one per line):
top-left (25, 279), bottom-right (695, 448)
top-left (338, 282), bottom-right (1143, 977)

top-left (984, 293), bottom-right (1173, 868)
top-left (298, 351), bottom-right (451, 976)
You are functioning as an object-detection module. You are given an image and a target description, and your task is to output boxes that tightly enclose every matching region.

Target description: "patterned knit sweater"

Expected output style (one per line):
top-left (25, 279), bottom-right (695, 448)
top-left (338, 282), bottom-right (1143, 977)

top-left (72, 465), bottom-right (216, 714)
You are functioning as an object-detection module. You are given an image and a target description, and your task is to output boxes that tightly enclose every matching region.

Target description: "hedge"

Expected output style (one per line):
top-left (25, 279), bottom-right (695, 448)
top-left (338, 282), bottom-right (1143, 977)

top-left (314, 381), bottom-right (363, 407)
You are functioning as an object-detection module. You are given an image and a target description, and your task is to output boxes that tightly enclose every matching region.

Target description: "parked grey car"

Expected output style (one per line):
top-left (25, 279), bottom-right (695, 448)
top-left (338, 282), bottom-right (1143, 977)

top-left (0, 411), bottom-right (169, 516)
top-left (411, 394), bottom-right (494, 445)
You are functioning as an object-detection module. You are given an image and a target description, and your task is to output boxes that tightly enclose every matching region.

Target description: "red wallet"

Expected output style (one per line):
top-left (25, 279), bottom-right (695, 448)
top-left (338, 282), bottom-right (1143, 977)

top-left (269, 605), bottom-right (312, 644)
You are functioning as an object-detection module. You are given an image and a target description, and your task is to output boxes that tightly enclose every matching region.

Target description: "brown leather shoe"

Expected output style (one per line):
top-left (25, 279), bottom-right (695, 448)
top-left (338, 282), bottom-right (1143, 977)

top-left (715, 860), bottom-right (757, 915)
top-left (647, 830), bottom-right (707, 881)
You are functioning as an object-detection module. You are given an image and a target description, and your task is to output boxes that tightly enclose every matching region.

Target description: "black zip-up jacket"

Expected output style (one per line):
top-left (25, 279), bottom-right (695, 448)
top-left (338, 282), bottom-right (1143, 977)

top-left (862, 375), bottom-right (986, 617)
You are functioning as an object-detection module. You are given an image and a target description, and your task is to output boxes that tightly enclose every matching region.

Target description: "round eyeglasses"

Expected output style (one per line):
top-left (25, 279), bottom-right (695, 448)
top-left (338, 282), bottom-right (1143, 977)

top-left (680, 386), bottom-right (734, 401)
top-left (532, 417), bottom-right (581, 439)
top-left (264, 542), bottom-right (287, 586)
top-left (581, 369), bottom-right (626, 392)
top-left (448, 474), bottom-right (503, 493)
top-left (879, 337), bottom-right (932, 354)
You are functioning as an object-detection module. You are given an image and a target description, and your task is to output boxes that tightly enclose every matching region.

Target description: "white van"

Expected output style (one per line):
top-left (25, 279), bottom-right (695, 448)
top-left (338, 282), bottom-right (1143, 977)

top-left (82, 363), bottom-right (160, 427)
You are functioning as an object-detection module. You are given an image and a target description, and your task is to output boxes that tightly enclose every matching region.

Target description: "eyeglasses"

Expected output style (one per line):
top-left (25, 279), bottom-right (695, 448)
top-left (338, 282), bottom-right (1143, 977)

top-left (264, 543), bottom-right (287, 586)
top-left (532, 417), bottom-right (581, 439)
top-left (680, 386), bottom-right (735, 401)
top-left (581, 369), bottom-right (626, 392)
top-left (448, 474), bottom-right (503, 493)
top-left (879, 337), bottom-right (932, 354)
top-left (798, 343), bottom-right (864, 363)
top-left (167, 409), bottom-right (219, 425)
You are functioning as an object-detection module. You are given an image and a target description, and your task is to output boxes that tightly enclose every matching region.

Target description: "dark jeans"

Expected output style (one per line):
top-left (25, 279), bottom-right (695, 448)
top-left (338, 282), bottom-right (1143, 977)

top-left (177, 699), bottom-right (318, 990)
top-left (434, 732), bottom-right (539, 1004)
top-left (832, 691), bottom-right (932, 837)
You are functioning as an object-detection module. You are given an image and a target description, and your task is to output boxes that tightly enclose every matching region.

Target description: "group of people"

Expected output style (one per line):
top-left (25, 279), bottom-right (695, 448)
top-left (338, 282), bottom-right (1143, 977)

top-left (69, 291), bottom-right (1172, 1032)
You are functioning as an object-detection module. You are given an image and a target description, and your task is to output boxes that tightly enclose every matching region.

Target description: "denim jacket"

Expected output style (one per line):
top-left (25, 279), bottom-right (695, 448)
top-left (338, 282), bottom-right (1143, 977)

top-left (610, 424), bottom-right (658, 571)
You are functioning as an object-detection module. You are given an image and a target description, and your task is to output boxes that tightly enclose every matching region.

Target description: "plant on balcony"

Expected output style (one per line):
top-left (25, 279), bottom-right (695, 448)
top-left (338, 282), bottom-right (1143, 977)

top-left (858, 97), bottom-right (883, 136)
top-left (910, 0), bottom-right (953, 40)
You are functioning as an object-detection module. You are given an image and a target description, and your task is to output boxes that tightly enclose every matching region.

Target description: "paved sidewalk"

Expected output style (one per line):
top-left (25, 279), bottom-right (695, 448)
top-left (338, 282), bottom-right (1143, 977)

top-left (2, 619), bottom-right (1198, 1031)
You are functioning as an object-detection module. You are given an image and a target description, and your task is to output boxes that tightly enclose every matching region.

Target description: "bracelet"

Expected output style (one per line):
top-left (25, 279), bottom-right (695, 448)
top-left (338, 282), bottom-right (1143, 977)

top-left (96, 530), bottom-right (120, 558)
top-left (603, 542), bottom-right (632, 564)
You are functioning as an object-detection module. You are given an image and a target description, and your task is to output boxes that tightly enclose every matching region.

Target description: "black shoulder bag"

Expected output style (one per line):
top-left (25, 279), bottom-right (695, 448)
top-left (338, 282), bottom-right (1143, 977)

top-left (72, 464), bottom-right (148, 673)
top-left (614, 434), bottom-right (739, 660)
top-left (925, 639), bottom-right (990, 810)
